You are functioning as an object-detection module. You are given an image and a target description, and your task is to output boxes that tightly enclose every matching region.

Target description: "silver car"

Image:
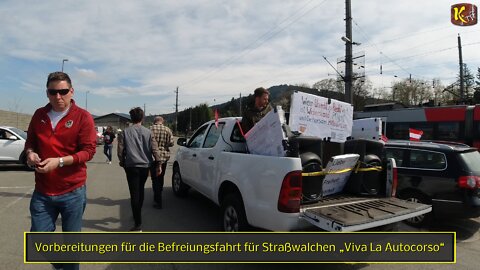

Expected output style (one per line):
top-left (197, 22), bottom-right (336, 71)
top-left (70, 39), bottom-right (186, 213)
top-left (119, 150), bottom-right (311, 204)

top-left (0, 126), bottom-right (28, 166)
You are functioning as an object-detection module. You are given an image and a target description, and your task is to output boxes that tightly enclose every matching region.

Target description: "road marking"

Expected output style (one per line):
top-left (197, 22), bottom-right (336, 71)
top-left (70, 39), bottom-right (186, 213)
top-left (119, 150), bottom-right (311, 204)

top-left (0, 187), bottom-right (34, 214)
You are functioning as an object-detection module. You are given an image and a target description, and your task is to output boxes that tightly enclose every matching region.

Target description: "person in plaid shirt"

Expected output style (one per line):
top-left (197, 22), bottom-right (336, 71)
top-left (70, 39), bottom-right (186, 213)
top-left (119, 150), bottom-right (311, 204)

top-left (150, 116), bottom-right (174, 209)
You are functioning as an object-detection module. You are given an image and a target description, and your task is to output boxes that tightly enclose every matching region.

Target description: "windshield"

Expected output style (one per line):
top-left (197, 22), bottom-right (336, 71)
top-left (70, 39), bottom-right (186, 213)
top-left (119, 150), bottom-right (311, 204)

top-left (459, 150), bottom-right (480, 173)
top-left (10, 127), bottom-right (27, 140)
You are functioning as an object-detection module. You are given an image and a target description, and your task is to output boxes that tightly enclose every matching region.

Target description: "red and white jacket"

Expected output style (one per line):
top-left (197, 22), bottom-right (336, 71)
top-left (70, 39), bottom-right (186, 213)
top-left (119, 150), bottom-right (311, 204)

top-left (25, 100), bottom-right (96, 196)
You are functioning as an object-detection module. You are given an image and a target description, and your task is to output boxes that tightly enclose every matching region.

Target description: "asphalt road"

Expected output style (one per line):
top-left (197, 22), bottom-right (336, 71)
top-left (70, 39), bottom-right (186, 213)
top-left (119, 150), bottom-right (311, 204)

top-left (0, 141), bottom-right (479, 270)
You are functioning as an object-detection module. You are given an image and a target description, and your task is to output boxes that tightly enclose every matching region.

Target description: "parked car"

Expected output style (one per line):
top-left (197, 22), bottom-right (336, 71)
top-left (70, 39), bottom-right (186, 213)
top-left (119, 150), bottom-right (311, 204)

top-left (385, 140), bottom-right (480, 226)
top-left (0, 126), bottom-right (28, 166)
top-left (95, 126), bottom-right (107, 145)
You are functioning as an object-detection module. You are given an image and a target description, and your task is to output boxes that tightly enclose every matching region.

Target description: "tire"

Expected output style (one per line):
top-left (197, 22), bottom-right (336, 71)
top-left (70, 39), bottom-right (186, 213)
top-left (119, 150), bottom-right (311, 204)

top-left (221, 193), bottom-right (249, 232)
top-left (364, 154), bottom-right (381, 165)
top-left (399, 191), bottom-right (432, 227)
top-left (171, 166), bottom-right (189, 197)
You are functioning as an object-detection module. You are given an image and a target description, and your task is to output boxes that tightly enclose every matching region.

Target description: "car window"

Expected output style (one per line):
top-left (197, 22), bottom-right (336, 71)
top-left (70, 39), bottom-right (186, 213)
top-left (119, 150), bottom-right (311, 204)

top-left (203, 123), bottom-right (225, 148)
top-left (437, 122), bottom-right (461, 140)
top-left (0, 129), bottom-right (16, 140)
top-left (459, 150), bottom-right (480, 173)
top-left (385, 148), bottom-right (405, 167)
top-left (187, 124), bottom-right (208, 148)
top-left (410, 150), bottom-right (446, 170)
top-left (9, 127), bottom-right (27, 140)
top-left (387, 123), bottom-right (409, 139)
top-left (230, 121), bottom-right (246, 142)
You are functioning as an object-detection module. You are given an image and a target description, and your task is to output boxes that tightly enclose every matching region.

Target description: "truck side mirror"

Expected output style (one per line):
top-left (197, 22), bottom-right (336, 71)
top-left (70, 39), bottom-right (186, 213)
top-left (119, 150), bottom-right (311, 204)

top-left (177, 138), bottom-right (187, 146)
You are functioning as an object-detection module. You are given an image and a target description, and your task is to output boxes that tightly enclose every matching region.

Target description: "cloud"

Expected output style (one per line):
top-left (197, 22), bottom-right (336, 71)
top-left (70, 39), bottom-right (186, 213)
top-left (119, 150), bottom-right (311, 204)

top-left (0, 0), bottom-right (479, 115)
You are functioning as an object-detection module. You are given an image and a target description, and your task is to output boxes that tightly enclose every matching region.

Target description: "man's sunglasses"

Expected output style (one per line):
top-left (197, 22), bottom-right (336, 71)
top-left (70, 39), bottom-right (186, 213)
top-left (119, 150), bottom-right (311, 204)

top-left (47, 89), bottom-right (70, 96)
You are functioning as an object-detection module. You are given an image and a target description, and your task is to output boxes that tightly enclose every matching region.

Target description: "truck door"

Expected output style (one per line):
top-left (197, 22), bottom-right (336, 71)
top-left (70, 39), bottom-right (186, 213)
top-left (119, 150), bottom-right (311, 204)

top-left (180, 124), bottom-right (209, 189)
top-left (196, 123), bottom-right (225, 197)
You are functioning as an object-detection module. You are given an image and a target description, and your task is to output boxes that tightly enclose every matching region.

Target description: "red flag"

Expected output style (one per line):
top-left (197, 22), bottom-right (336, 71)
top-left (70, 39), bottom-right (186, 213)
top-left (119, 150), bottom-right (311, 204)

top-left (214, 109), bottom-right (219, 128)
top-left (236, 120), bottom-right (245, 137)
top-left (409, 128), bottom-right (423, 141)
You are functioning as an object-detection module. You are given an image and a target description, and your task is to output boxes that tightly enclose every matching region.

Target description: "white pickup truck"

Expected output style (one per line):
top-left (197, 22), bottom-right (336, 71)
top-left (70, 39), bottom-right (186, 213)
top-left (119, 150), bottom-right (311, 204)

top-left (172, 117), bottom-right (431, 232)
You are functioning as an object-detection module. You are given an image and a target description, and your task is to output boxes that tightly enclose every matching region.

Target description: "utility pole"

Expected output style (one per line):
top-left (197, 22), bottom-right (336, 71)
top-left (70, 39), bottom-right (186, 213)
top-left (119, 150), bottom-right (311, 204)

top-left (174, 87), bottom-right (179, 133)
top-left (61, 59), bottom-right (68, 72)
top-left (239, 93), bottom-right (242, 116)
top-left (144, 103), bottom-right (146, 116)
top-left (189, 108), bottom-right (192, 132)
top-left (344, 0), bottom-right (353, 105)
top-left (458, 34), bottom-right (464, 104)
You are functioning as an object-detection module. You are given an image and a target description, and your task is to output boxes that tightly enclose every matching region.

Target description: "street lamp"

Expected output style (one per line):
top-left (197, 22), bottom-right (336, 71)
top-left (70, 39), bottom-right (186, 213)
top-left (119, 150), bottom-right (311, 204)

top-left (61, 59), bottom-right (68, 72)
top-left (86, 91), bottom-right (90, 111)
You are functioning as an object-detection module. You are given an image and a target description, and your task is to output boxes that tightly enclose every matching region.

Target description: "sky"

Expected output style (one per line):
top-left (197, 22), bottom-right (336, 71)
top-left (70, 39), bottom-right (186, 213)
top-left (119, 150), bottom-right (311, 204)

top-left (0, 0), bottom-right (479, 116)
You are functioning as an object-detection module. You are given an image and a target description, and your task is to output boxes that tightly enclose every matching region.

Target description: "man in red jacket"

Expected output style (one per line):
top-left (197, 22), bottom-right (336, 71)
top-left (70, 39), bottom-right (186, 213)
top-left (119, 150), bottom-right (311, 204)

top-left (25, 72), bottom-right (96, 270)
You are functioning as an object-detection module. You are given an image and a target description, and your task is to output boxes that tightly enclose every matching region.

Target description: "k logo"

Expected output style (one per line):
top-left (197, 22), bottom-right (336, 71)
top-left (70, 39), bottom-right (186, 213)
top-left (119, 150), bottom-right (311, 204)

top-left (451, 3), bottom-right (478, 26)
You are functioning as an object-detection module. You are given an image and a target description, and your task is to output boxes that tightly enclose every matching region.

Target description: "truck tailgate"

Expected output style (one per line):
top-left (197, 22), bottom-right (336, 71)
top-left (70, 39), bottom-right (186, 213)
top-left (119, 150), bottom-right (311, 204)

top-left (300, 196), bottom-right (432, 232)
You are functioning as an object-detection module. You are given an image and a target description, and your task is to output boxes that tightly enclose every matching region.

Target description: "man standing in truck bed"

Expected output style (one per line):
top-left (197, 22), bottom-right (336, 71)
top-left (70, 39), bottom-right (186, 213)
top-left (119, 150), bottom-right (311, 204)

top-left (241, 87), bottom-right (272, 133)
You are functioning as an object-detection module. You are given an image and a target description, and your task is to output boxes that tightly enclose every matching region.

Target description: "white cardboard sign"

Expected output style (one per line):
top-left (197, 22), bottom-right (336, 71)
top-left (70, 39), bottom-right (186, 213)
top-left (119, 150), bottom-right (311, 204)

top-left (352, 117), bottom-right (383, 140)
top-left (322, 154), bottom-right (360, 196)
top-left (288, 92), bottom-right (353, 142)
top-left (245, 109), bottom-right (287, 157)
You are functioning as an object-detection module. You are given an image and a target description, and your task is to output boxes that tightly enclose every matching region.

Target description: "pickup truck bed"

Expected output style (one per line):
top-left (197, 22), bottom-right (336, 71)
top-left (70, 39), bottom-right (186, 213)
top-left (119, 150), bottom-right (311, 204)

top-left (301, 196), bottom-right (431, 231)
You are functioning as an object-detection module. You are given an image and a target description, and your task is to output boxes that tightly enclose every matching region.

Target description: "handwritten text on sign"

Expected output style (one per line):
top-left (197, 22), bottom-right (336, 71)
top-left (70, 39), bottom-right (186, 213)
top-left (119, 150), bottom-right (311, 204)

top-left (288, 92), bottom-right (353, 142)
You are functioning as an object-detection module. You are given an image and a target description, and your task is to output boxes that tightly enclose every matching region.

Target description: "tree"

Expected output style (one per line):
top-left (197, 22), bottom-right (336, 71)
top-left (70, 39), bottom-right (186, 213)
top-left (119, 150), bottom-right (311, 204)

top-left (312, 78), bottom-right (343, 93)
top-left (351, 78), bottom-right (372, 110)
top-left (474, 67), bottom-right (480, 104)
top-left (392, 78), bottom-right (433, 106)
top-left (462, 64), bottom-right (475, 101)
top-left (176, 103), bottom-right (213, 134)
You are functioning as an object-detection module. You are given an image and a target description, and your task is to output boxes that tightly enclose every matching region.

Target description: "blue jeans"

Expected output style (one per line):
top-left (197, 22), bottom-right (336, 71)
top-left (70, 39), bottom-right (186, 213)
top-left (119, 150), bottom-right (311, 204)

top-left (103, 144), bottom-right (113, 161)
top-left (30, 185), bottom-right (86, 270)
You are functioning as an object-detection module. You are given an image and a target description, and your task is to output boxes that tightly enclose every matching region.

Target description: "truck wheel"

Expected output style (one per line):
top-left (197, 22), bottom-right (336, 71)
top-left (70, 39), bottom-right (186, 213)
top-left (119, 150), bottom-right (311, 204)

top-left (172, 166), bottom-right (189, 197)
top-left (400, 191), bottom-right (432, 227)
top-left (221, 194), bottom-right (248, 232)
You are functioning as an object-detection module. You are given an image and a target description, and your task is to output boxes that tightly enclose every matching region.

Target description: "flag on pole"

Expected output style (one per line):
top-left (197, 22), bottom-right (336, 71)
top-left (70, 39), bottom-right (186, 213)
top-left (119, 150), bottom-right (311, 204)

top-left (214, 109), bottom-right (219, 128)
top-left (381, 134), bottom-right (388, 143)
top-left (409, 128), bottom-right (423, 141)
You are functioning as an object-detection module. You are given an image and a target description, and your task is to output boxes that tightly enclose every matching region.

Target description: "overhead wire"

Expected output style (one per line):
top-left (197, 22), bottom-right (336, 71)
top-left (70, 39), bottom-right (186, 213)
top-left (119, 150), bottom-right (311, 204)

top-left (179, 0), bottom-right (328, 89)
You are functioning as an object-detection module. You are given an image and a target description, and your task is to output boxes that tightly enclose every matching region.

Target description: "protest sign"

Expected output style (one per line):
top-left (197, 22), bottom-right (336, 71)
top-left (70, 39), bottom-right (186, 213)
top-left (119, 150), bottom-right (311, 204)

top-left (288, 92), bottom-right (353, 142)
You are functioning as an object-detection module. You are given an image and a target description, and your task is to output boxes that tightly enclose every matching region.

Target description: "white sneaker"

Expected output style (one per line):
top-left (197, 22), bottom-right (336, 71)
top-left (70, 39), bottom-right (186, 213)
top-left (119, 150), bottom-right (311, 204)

top-left (108, 161), bottom-right (112, 164)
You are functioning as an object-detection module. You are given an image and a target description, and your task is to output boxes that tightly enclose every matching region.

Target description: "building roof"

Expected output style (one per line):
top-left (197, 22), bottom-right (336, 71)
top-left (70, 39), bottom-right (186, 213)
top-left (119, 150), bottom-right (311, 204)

top-left (94, 113), bottom-right (131, 121)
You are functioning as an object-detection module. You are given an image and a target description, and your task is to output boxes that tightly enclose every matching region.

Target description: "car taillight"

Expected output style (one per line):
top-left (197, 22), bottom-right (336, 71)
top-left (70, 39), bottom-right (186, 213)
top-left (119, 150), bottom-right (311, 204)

top-left (278, 171), bottom-right (302, 213)
top-left (458, 176), bottom-right (480, 189)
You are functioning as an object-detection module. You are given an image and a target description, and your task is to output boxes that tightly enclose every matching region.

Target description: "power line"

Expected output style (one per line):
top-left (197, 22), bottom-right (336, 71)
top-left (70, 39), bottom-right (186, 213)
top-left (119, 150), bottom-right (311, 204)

top-left (179, 0), bottom-right (328, 88)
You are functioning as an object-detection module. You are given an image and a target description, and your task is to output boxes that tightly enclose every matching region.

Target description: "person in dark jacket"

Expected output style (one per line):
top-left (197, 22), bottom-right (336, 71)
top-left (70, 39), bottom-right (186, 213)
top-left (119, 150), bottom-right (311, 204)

top-left (241, 87), bottom-right (272, 133)
top-left (102, 126), bottom-right (116, 164)
top-left (117, 107), bottom-right (158, 231)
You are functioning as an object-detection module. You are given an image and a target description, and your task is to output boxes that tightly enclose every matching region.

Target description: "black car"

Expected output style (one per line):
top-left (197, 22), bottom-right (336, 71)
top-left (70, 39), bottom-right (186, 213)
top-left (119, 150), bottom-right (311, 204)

top-left (385, 140), bottom-right (480, 227)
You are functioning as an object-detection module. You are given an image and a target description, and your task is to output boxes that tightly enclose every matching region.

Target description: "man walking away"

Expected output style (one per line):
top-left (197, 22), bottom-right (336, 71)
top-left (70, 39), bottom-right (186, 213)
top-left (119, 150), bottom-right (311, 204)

top-left (150, 116), bottom-right (174, 209)
top-left (103, 126), bottom-right (116, 164)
